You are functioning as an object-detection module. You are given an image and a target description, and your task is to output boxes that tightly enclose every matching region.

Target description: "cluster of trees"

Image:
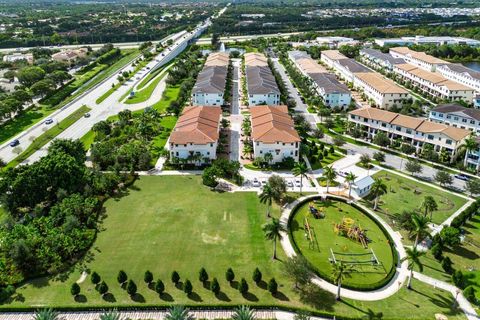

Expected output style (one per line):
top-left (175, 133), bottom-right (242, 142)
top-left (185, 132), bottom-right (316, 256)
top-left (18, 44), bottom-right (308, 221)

top-left (410, 43), bottom-right (480, 61)
top-left (202, 159), bottom-right (242, 187)
top-left (91, 109), bottom-right (165, 171)
top-left (0, 139), bottom-right (132, 294)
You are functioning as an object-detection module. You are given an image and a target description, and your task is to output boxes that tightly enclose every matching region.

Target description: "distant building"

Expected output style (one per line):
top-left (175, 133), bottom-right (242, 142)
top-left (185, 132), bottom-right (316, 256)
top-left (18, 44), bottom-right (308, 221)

top-left (250, 105), bottom-right (300, 163)
top-left (167, 106), bottom-right (222, 163)
top-left (436, 63), bottom-right (480, 93)
top-left (389, 47), bottom-right (448, 72)
top-left (375, 36), bottom-right (480, 47)
top-left (3, 52), bottom-right (33, 64)
top-left (192, 52), bottom-right (229, 106)
top-left (314, 36), bottom-right (358, 48)
top-left (359, 48), bottom-right (405, 71)
top-left (429, 103), bottom-right (480, 134)
top-left (51, 48), bottom-right (88, 64)
top-left (244, 53), bottom-right (280, 106)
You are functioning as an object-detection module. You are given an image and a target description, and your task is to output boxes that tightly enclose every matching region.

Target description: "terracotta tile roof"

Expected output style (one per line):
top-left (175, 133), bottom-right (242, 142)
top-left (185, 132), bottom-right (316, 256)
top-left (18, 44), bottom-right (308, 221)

top-left (250, 106), bottom-right (300, 143)
top-left (295, 57), bottom-right (327, 74)
top-left (169, 106), bottom-right (221, 144)
top-left (204, 52), bottom-right (229, 67)
top-left (321, 50), bottom-right (348, 61)
top-left (390, 114), bottom-right (424, 129)
top-left (395, 64), bottom-right (473, 91)
top-left (416, 121), bottom-right (470, 141)
top-left (390, 47), bottom-right (448, 65)
top-left (349, 107), bottom-right (399, 123)
top-left (355, 72), bottom-right (408, 94)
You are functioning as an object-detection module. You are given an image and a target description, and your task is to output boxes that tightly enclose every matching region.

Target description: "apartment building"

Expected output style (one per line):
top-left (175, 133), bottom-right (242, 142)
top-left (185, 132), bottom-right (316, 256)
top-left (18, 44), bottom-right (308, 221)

top-left (192, 52), bottom-right (229, 106)
top-left (51, 48), bottom-right (88, 64)
top-left (353, 73), bottom-right (410, 109)
top-left (393, 64), bottom-right (475, 102)
top-left (375, 36), bottom-right (480, 47)
top-left (288, 51), bottom-right (327, 76)
top-left (167, 106), bottom-right (222, 163)
top-left (465, 136), bottom-right (480, 171)
top-left (436, 64), bottom-right (480, 93)
top-left (429, 103), bottom-right (480, 134)
top-left (320, 50), bottom-right (348, 69)
top-left (334, 58), bottom-right (372, 83)
top-left (389, 47), bottom-right (448, 72)
top-left (359, 48), bottom-right (405, 71)
top-left (250, 105), bottom-right (301, 163)
top-left (244, 53), bottom-right (280, 106)
top-left (348, 107), bottom-right (470, 156)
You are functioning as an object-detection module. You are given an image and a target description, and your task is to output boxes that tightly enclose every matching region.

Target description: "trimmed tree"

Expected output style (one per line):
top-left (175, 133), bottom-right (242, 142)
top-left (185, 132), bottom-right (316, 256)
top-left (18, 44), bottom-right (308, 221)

top-left (199, 267), bottom-right (209, 284)
top-left (268, 278), bottom-right (278, 295)
top-left (97, 281), bottom-right (108, 296)
top-left (117, 270), bottom-right (127, 285)
top-left (91, 272), bottom-right (101, 285)
top-left (126, 280), bottom-right (137, 296)
top-left (239, 278), bottom-right (249, 295)
top-left (183, 280), bottom-right (193, 295)
top-left (70, 283), bottom-right (80, 297)
top-left (226, 268), bottom-right (235, 284)
top-left (144, 270), bottom-right (153, 284)
top-left (253, 268), bottom-right (262, 285)
top-left (211, 278), bottom-right (220, 295)
top-left (155, 280), bottom-right (165, 295)
top-left (171, 271), bottom-right (180, 285)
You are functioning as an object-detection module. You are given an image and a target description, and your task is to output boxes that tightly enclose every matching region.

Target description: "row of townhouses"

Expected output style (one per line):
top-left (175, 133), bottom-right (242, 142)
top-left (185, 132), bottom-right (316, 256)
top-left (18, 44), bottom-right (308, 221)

top-left (321, 50), bottom-right (410, 109)
top-left (348, 107), bottom-right (471, 157)
top-left (374, 36), bottom-right (480, 48)
top-left (244, 53), bottom-right (280, 106)
top-left (288, 50), bottom-right (352, 108)
top-left (192, 52), bottom-right (230, 106)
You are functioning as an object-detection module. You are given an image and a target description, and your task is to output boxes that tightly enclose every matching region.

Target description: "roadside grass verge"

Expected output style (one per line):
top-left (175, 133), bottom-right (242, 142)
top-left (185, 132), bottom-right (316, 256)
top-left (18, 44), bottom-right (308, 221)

top-left (124, 71), bottom-right (168, 104)
top-left (6, 105), bottom-right (91, 169)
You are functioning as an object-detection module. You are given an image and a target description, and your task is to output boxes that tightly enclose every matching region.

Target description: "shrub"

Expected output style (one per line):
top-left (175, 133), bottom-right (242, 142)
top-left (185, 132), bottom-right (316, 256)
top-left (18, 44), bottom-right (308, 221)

top-left (211, 278), bottom-right (220, 295)
top-left (0, 285), bottom-right (15, 303)
top-left (239, 278), bottom-right (248, 294)
top-left (329, 145), bottom-right (335, 154)
top-left (126, 280), bottom-right (137, 296)
top-left (117, 270), bottom-right (127, 284)
top-left (452, 270), bottom-right (465, 289)
top-left (70, 283), bottom-right (80, 296)
top-left (268, 278), bottom-right (278, 295)
top-left (226, 268), bottom-right (235, 283)
top-left (97, 281), bottom-right (108, 295)
top-left (184, 280), bottom-right (193, 295)
top-left (91, 272), bottom-right (101, 285)
top-left (441, 256), bottom-right (454, 274)
top-left (464, 286), bottom-right (476, 303)
top-left (253, 268), bottom-right (262, 285)
top-left (431, 243), bottom-right (443, 261)
top-left (373, 151), bottom-right (385, 163)
top-left (144, 270), bottom-right (153, 284)
top-left (171, 271), bottom-right (180, 284)
top-left (199, 267), bottom-right (208, 283)
top-left (440, 227), bottom-right (461, 248)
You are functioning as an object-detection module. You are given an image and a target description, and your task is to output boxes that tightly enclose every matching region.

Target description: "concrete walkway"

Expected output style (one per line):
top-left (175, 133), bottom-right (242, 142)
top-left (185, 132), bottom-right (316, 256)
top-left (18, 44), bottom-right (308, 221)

top-left (0, 310), bottom-right (330, 320)
top-left (279, 194), bottom-right (409, 301)
top-left (413, 272), bottom-right (479, 320)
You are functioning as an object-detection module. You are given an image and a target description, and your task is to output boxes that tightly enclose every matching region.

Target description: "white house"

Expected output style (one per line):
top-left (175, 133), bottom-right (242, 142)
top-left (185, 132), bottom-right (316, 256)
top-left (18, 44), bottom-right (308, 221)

top-left (244, 53), bottom-right (280, 106)
top-left (436, 63), bottom-right (480, 93)
top-left (389, 47), bottom-right (448, 72)
top-left (167, 106), bottom-right (222, 163)
top-left (353, 72), bottom-right (410, 109)
top-left (192, 52), bottom-right (229, 106)
top-left (359, 48), bottom-right (406, 71)
top-left (429, 103), bottom-right (480, 134)
top-left (352, 175), bottom-right (375, 198)
top-left (250, 105), bottom-right (300, 163)
top-left (320, 50), bottom-right (348, 69)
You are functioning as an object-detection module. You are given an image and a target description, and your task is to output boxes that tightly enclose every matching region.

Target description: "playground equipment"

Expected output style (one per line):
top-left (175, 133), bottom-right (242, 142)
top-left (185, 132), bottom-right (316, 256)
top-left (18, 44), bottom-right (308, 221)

top-left (304, 217), bottom-right (319, 250)
top-left (308, 202), bottom-right (325, 219)
top-left (333, 217), bottom-right (369, 248)
top-left (329, 248), bottom-right (380, 266)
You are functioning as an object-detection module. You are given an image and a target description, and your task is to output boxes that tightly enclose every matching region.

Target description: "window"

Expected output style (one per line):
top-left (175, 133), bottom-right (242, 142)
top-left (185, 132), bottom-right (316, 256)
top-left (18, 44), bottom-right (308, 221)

top-left (462, 118), bottom-right (467, 123)
top-left (427, 134), bottom-right (434, 140)
top-left (446, 139), bottom-right (452, 145)
top-left (396, 126), bottom-right (401, 131)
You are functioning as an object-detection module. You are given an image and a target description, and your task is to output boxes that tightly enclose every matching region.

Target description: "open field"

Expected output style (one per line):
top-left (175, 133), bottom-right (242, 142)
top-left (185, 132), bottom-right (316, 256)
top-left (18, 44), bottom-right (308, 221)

top-left (1, 176), bottom-right (466, 319)
top-left (290, 198), bottom-right (395, 289)
top-left (368, 171), bottom-right (468, 225)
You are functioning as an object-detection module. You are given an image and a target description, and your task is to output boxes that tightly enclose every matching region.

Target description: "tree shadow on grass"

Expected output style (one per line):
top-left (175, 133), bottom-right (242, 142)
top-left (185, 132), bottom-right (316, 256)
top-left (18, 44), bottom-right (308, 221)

top-left (74, 294), bottom-right (87, 303)
top-left (242, 292), bottom-right (258, 302)
top-left (230, 280), bottom-right (239, 289)
top-left (203, 280), bottom-right (211, 290)
top-left (298, 283), bottom-right (335, 312)
top-left (215, 291), bottom-right (231, 302)
top-left (257, 280), bottom-right (267, 290)
top-left (175, 282), bottom-right (183, 290)
top-left (160, 292), bottom-right (174, 302)
top-left (290, 219), bottom-right (300, 232)
top-left (188, 292), bottom-right (203, 302)
top-left (131, 293), bottom-right (146, 303)
top-left (103, 293), bottom-right (116, 303)
top-left (273, 291), bottom-right (289, 301)
top-left (445, 246), bottom-right (479, 261)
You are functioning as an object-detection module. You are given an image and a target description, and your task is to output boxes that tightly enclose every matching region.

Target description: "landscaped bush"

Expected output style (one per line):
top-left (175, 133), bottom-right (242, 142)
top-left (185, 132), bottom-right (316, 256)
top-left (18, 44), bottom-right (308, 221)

top-left (451, 199), bottom-right (480, 228)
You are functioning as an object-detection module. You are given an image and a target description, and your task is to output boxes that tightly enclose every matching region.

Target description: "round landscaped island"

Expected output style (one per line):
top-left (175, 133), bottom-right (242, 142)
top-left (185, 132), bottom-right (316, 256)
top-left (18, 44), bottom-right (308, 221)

top-left (288, 196), bottom-right (397, 291)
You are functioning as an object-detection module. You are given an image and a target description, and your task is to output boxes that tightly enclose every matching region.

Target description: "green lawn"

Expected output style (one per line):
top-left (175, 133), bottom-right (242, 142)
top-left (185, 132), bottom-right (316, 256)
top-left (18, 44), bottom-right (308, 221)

top-left (124, 71), bottom-right (168, 104)
top-left (368, 171), bottom-right (468, 225)
top-left (310, 152), bottom-right (344, 170)
top-left (290, 198), bottom-right (395, 289)
top-left (6, 105), bottom-right (91, 168)
top-left (2, 176), bottom-right (466, 319)
top-left (137, 63), bottom-right (171, 90)
top-left (80, 130), bottom-right (96, 150)
top-left (150, 116), bottom-right (178, 163)
top-left (150, 86), bottom-right (180, 112)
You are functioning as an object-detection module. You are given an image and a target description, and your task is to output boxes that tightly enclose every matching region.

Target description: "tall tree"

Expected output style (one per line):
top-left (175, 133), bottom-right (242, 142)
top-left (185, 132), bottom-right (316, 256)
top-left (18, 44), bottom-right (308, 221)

top-left (421, 196), bottom-right (438, 220)
top-left (262, 218), bottom-right (286, 260)
top-left (401, 247), bottom-right (425, 289)
top-left (259, 183), bottom-right (275, 218)
top-left (331, 262), bottom-right (354, 300)
top-left (345, 172), bottom-right (357, 198)
top-left (411, 213), bottom-right (430, 247)
top-left (463, 136), bottom-right (478, 167)
top-left (292, 162), bottom-right (309, 194)
top-left (370, 178), bottom-right (387, 210)
top-left (323, 166), bottom-right (337, 193)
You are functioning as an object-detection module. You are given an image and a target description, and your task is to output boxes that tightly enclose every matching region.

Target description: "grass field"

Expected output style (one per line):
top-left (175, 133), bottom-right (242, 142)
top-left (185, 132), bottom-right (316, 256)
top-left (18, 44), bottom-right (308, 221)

top-left (125, 71), bottom-right (168, 105)
top-left (310, 152), bottom-right (344, 170)
top-left (151, 86), bottom-right (180, 112)
top-left (2, 176), bottom-right (466, 319)
top-left (368, 171), bottom-right (468, 225)
top-left (290, 199), bottom-right (395, 288)
top-left (5, 105), bottom-right (91, 168)
top-left (151, 116), bottom-right (178, 161)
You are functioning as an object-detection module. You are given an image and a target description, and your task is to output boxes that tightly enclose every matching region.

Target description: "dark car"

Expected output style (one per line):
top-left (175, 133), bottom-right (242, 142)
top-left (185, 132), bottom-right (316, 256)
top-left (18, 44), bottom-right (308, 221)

top-left (9, 139), bottom-right (19, 147)
top-left (455, 174), bottom-right (470, 181)
top-left (84, 112), bottom-right (91, 118)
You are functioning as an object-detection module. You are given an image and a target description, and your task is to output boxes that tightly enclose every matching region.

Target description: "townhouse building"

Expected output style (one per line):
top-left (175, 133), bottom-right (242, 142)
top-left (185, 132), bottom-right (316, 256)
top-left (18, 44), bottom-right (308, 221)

top-left (244, 53), bottom-right (280, 106)
top-left (428, 103), bottom-right (480, 134)
top-left (334, 58), bottom-right (372, 83)
top-left (320, 50), bottom-right (348, 69)
top-left (389, 47), bottom-right (448, 72)
top-left (192, 52), bottom-right (229, 106)
top-left (359, 48), bottom-right (405, 71)
top-left (353, 72), bottom-right (410, 109)
top-left (375, 36), bottom-right (480, 47)
top-left (250, 105), bottom-right (301, 163)
top-left (167, 106), bottom-right (222, 163)
top-left (436, 64), bottom-right (480, 93)
top-left (393, 63), bottom-right (475, 102)
top-left (348, 107), bottom-right (470, 156)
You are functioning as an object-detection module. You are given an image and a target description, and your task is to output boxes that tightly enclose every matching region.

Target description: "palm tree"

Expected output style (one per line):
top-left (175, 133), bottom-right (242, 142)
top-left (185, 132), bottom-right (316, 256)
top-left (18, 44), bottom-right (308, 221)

top-left (411, 213), bottom-right (430, 247)
top-left (345, 172), bottom-right (357, 198)
top-left (323, 166), bottom-right (337, 193)
top-left (421, 196), bottom-right (438, 220)
top-left (264, 152), bottom-right (273, 166)
top-left (259, 183), bottom-right (275, 218)
top-left (262, 218), bottom-right (287, 260)
top-left (33, 309), bottom-right (59, 320)
top-left (401, 247), bottom-right (425, 289)
top-left (463, 135), bottom-right (478, 167)
top-left (292, 162), bottom-right (309, 194)
top-left (370, 178), bottom-right (387, 210)
top-left (331, 262), bottom-right (354, 300)
top-left (243, 143), bottom-right (253, 159)
top-left (232, 306), bottom-right (256, 320)
top-left (100, 310), bottom-right (123, 320)
top-left (164, 306), bottom-right (194, 320)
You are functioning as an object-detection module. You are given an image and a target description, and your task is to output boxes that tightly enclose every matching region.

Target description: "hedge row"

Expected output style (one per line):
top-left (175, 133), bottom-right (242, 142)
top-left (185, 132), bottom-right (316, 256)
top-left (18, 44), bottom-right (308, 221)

top-left (450, 199), bottom-right (480, 228)
top-left (288, 195), bottom-right (399, 292)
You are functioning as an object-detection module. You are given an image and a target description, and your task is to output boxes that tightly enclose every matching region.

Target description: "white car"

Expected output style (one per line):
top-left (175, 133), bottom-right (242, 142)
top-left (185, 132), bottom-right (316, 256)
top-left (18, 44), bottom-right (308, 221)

top-left (44, 118), bottom-right (53, 125)
top-left (287, 181), bottom-right (294, 188)
top-left (295, 179), bottom-right (302, 187)
top-left (252, 179), bottom-right (261, 187)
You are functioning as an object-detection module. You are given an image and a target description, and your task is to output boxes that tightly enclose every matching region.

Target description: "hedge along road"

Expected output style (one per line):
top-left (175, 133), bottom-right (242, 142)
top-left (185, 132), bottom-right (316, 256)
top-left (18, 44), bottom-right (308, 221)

top-left (280, 194), bottom-right (409, 301)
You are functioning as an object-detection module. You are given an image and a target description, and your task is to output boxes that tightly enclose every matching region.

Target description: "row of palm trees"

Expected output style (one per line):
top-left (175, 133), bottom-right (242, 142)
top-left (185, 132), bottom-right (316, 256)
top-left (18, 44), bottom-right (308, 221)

top-left (32, 306), bottom-right (258, 320)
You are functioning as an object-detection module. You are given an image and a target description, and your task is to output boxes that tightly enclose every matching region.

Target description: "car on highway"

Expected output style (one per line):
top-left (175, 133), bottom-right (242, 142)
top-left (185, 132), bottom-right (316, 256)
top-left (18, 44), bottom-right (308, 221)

top-left (84, 112), bottom-right (91, 118)
top-left (44, 118), bottom-right (53, 125)
top-left (9, 139), bottom-right (20, 147)
top-left (455, 174), bottom-right (470, 181)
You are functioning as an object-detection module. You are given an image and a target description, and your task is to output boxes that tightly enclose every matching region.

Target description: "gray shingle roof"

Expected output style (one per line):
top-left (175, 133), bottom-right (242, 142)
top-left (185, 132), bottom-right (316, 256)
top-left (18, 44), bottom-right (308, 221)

top-left (337, 59), bottom-right (372, 73)
top-left (439, 63), bottom-right (480, 80)
top-left (432, 103), bottom-right (480, 121)
top-left (246, 65), bottom-right (280, 95)
top-left (309, 73), bottom-right (350, 94)
top-left (360, 48), bottom-right (405, 65)
top-left (192, 65), bottom-right (227, 94)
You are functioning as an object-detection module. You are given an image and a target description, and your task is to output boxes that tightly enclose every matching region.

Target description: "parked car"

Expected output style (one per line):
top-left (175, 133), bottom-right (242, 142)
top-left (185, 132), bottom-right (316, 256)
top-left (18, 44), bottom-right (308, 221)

top-left (455, 174), bottom-right (470, 181)
top-left (295, 179), bottom-right (302, 187)
top-left (44, 118), bottom-right (53, 125)
top-left (84, 112), bottom-right (91, 118)
top-left (9, 139), bottom-right (19, 147)
top-left (287, 181), bottom-right (294, 188)
top-left (252, 178), bottom-right (261, 187)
